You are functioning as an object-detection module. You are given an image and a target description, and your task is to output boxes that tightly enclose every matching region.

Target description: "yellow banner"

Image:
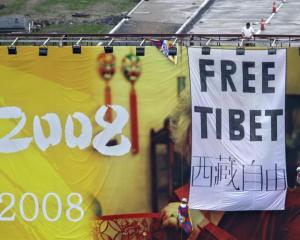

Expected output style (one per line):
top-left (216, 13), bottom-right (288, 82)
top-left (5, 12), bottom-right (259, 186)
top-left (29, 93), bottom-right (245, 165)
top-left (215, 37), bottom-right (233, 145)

top-left (0, 46), bottom-right (188, 239)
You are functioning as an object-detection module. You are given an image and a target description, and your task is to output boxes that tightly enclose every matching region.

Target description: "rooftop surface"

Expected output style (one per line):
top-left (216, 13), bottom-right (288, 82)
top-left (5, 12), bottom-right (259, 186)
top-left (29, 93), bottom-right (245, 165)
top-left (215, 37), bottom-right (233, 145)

top-left (188, 0), bottom-right (300, 35)
top-left (115, 0), bottom-right (205, 33)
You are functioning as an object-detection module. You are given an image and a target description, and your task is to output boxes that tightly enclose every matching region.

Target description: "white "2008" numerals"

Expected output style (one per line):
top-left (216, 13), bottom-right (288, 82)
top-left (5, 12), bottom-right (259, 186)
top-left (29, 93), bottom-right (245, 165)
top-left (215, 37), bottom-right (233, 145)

top-left (0, 192), bottom-right (84, 222)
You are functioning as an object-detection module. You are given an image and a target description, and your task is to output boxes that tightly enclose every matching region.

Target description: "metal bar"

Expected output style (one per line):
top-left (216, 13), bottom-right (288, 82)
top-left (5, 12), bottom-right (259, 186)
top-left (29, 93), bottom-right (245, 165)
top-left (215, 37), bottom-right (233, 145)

top-left (10, 37), bottom-right (19, 46)
top-left (172, 38), bottom-right (178, 46)
top-left (205, 38), bottom-right (212, 46)
top-left (42, 37), bottom-right (50, 46)
top-left (140, 39), bottom-right (146, 46)
top-left (0, 34), bottom-right (299, 47)
top-left (2, 33), bottom-right (300, 38)
top-left (239, 39), bottom-right (244, 47)
top-left (75, 37), bottom-right (83, 46)
top-left (107, 38), bottom-right (114, 46)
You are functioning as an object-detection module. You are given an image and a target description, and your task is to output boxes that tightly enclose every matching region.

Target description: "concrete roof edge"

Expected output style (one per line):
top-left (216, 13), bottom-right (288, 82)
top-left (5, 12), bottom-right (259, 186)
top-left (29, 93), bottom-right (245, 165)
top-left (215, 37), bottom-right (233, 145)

top-left (109, 0), bottom-right (145, 34)
top-left (175, 0), bottom-right (215, 34)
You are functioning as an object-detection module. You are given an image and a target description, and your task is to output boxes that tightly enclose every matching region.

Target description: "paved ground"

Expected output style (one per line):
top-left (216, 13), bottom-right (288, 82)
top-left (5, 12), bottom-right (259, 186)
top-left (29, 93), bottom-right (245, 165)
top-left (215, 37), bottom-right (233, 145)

top-left (111, 0), bottom-right (300, 46)
top-left (115, 0), bottom-right (205, 33)
top-left (263, 0), bottom-right (300, 35)
top-left (188, 0), bottom-right (300, 36)
top-left (189, 0), bottom-right (276, 34)
top-left (116, 20), bottom-right (181, 34)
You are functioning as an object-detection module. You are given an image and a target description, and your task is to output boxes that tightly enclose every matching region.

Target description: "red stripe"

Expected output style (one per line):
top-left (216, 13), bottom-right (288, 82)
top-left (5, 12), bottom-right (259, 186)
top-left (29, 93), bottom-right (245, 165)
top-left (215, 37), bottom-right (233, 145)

top-left (104, 84), bottom-right (112, 123)
top-left (130, 86), bottom-right (139, 154)
top-left (97, 213), bottom-right (161, 220)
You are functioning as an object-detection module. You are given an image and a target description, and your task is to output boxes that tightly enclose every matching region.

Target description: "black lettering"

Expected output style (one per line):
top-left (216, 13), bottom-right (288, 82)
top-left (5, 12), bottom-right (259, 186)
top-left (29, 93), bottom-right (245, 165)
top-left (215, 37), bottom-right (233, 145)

top-left (265, 109), bottom-right (283, 141)
top-left (229, 109), bottom-right (245, 140)
top-left (243, 62), bottom-right (255, 93)
top-left (216, 108), bottom-right (222, 139)
top-left (199, 59), bottom-right (214, 92)
top-left (194, 106), bottom-right (213, 138)
top-left (262, 62), bottom-right (275, 93)
top-left (221, 60), bottom-right (237, 92)
top-left (250, 110), bottom-right (262, 141)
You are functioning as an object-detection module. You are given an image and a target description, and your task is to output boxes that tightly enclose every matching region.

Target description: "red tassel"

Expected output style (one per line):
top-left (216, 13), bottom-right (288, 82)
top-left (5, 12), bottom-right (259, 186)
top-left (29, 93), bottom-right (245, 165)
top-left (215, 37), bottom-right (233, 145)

top-left (104, 83), bottom-right (112, 123)
top-left (130, 85), bottom-right (139, 154)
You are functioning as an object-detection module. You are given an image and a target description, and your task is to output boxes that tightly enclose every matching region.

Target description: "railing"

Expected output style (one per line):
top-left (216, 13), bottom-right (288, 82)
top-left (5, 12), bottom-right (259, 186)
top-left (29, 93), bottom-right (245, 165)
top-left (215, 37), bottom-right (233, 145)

top-left (0, 34), bottom-right (300, 47)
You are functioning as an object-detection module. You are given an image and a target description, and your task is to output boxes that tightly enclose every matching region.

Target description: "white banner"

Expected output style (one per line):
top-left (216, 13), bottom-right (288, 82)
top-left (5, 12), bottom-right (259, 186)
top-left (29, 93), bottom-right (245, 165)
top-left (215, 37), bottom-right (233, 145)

top-left (188, 48), bottom-right (287, 211)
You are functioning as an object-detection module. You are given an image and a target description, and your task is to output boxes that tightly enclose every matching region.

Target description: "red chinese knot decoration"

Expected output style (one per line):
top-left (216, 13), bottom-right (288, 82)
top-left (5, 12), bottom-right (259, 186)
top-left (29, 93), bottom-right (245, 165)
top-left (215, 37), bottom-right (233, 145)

top-left (121, 54), bottom-right (142, 154)
top-left (97, 53), bottom-right (116, 81)
top-left (97, 53), bottom-right (116, 123)
top-left (121, 54), bottom-right (142, 83)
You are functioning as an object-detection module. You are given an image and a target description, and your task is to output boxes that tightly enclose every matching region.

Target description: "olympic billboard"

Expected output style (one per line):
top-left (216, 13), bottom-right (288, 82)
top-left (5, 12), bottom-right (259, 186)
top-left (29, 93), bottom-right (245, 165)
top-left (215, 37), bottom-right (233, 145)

top-left (0, 46), bottom-right (299, 239)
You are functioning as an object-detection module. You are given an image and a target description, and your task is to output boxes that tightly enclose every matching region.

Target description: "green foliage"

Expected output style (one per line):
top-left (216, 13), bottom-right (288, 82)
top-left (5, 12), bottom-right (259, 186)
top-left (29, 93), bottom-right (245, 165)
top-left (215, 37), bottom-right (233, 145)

top-left (0, 0), bottom-right (138, 33)
top-left (37, 0), bottom-right (137, 13)
top-left (0, 0), bottom-right (137, 15)
top-left (0, 0), bottom-right (30, 15)
top-left (34, 0), bottom-right (102, 12)
top-left (37, 23), bottom-right (112, 34)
